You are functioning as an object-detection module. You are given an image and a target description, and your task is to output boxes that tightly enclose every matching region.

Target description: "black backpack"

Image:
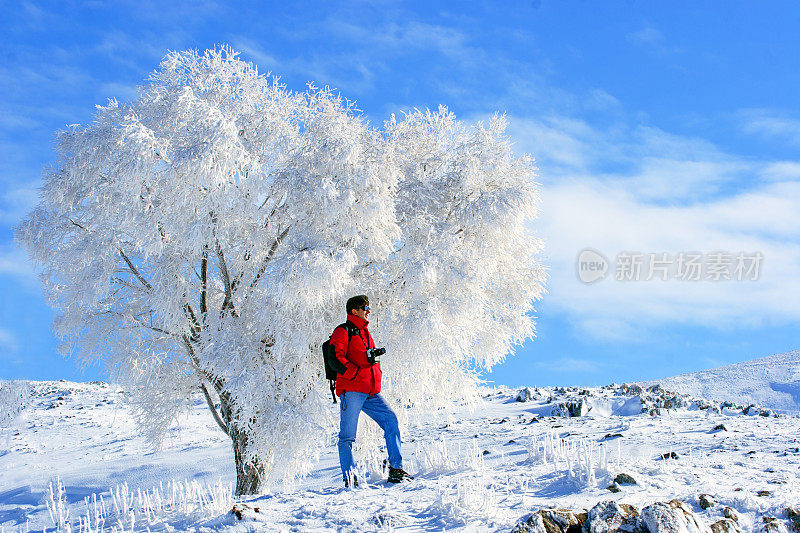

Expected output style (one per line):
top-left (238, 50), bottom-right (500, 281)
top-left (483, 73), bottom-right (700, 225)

top-left (322, 321), bottom-right (361, 403)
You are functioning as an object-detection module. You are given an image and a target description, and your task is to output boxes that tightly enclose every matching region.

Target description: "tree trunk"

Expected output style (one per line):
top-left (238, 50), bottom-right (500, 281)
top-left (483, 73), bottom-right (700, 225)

top-left (213, 388), bottom-right (265, 496)
top-left (230, 423), bottom-right (265, 495)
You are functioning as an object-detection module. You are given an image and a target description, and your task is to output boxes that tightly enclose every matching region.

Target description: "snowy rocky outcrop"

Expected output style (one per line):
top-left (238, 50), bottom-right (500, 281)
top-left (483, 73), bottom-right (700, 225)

top-left (640, 500), bottom-right (711, 533)
top-left (512, 507), bottom-right (587, 533)
top-left (642, 349), bottom-right (800, 415)
top-left (584, 501), bottom-right (641, 533)
top-left (517, 387), bottom-right (545, 403)
top-left (513, 501), bottom-right (800, 533)
top-left (514, 382), bottom-right (782, 420)
top-left (512, 500), bottom-right (800, 533)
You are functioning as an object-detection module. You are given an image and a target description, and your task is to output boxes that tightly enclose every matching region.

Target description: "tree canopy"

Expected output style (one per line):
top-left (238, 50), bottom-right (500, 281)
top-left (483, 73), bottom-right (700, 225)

top-left (17, 47), bottom-right (546, 493)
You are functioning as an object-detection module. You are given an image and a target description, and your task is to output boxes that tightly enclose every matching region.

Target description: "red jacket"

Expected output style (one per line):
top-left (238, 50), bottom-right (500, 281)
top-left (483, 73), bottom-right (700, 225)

top-left (331, 314), bottom-right (382, 397)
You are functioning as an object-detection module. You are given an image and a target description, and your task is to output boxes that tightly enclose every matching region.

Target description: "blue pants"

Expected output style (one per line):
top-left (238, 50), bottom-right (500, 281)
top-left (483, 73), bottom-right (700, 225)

top-left (338, 392), bottom-right (402, 481)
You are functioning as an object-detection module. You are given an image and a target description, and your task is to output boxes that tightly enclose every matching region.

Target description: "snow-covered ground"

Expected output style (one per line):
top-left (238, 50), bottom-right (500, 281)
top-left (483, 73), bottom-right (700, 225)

top-left (1, 351), bottom-right (799, 532)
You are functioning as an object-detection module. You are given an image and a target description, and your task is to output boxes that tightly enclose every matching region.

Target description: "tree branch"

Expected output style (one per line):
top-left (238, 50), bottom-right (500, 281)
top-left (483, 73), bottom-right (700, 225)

top-left (181, 334), bottom-right (229, 435)
top-left (67, 217), bottom-right (89, 231)
top-left (200, 382), bottom-right (229, 435)
top-left (118, 249), bottom-right (153, 291)
top-left (95, 310), bottom-right (175, 337)
top-left (111, 277), bottom-right (149, 291)
top-left (216, 240), bottom-right (237, 316)
top-left (183, 304), bottom-right (201, 341)
top-left (248, 226), bottom-right (291, 293)
top-left (200, 248), bottom-right (208, 324)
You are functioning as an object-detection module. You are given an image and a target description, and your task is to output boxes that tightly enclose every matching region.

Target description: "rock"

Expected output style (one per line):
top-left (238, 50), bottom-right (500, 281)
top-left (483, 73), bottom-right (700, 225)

top-left (640, 500), bottom-right (711, 533)
top-left (762, 516), bottom-right (789, 533)
top-left (551, 403), bottom-right (571, 417)
top-left (585, 501), bottom-right (641, 533)
top-left (614, 473), bottom-right (637, 485)
top-left (757, 490), bottom-right (772, 497)
top-left (711, 518), bottom-right (740, 533)
top-left (517, 387), bottom-right (536, 402)
top-left (661, 395), bottom-right (687, 410)
top-left (230, 503), bottom-right (261, 520)
top-left (659, 451), bottom-right (679, 460)
top-left (711, 424), bottom-right (728, 432)
top-left (699, 494), bottom-right (715, 510)
top-left (538, 508), bottom-right (584, 533)
top-left (513, 509), bottom-right (584, 533)
top-left (566, 399), bottom-right (590, 417)
top-left (723, 507), bottom-right (739, 523)
top-left (513, 512), bottom-right (547, 533)
top-left (603, 433), bottom-right (624, 441)
top-left (787, 507), bottom-right (800, 532)
top-left (607, 483), bottom-right (621, 493)
top-left (628, 384), bottom-right (644, 395)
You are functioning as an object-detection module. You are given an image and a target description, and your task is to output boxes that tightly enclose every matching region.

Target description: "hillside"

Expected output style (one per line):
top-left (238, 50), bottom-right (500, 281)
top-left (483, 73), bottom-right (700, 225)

top-left (1, 379), bottom-right (799, 532)
top-left (645, 349), bottom-right (800, 415)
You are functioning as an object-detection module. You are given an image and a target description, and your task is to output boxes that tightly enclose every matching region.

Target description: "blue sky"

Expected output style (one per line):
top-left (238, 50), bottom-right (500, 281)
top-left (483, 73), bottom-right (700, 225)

top-left (1, 1), bottom-right (798, 386)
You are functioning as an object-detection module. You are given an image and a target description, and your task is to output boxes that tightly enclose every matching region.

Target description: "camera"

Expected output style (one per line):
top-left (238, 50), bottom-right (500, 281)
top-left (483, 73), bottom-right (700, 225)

top-left (367, 347), bottom-right (385, 365)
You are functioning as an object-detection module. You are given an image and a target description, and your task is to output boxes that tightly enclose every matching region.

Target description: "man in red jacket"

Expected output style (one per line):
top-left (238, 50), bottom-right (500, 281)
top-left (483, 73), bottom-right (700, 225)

top-left (331, 295), bottom-right (413, 487)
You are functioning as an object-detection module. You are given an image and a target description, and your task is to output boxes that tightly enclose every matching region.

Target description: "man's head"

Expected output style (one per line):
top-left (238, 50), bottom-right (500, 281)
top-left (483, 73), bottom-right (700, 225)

top-left (346, 295), bottom-right (370, 320)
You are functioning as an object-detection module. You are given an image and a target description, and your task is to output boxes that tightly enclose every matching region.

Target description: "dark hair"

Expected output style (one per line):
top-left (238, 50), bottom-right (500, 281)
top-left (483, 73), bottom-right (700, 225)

top-left (346, 295), bottom-right (369, 314)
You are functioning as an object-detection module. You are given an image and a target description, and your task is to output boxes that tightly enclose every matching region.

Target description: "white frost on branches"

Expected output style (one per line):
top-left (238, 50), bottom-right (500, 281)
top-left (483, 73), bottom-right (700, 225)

top-left (17, 46), bottom-right (545, 489)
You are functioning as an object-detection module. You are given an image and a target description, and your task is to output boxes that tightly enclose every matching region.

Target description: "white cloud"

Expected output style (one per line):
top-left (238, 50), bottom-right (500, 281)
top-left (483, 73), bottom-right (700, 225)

top-left (233, 39), bottom-right (283, 72)
top-left (0, 245), bottom-right (36, 284)
top-left (98, 82), bottom-right (139, 102)
top-left (1, 183), bottom-right (40, 226)
top-left (585, 89), bottom-right (622, 112)
top-left (506, 115), bottom-right (800, 340)
top-left (627, 25), bottom-right (683, 56)
top-left (740, 109), bottom-right (800, 146)
top-left (234, 39), bottom-right (377, 95)
top-left (235, 18), bottom-right (485, 96)
top-left (508, 116), bottom-right (753, 203)
top-left (762, 161), bottom-right (800, 182)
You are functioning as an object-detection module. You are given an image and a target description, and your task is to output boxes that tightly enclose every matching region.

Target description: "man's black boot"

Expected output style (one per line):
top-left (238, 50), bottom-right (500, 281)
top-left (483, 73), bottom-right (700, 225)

top-left (388, 468), bottom-right (413, 483)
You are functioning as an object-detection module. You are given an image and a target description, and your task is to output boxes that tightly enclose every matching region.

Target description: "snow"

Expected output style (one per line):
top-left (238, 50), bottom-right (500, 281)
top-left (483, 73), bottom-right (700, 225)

top-left (2, 361), bottom-right (800, 532)
top-left (644, 350), bottom-right (800, 415)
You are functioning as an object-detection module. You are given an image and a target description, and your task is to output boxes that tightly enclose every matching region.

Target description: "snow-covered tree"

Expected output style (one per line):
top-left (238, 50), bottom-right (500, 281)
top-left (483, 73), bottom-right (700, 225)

top-left (17, 47), bottom-right (545, 494)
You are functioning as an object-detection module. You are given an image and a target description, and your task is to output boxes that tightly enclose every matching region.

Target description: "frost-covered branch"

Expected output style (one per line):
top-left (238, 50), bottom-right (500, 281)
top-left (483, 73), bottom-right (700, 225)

top-left (182, 304), bottom-right (201, 341)
top-left (201, 382), bottom-right (229, 435)
top-left (200, 248), bottom-right (208, 323)
top-left (118, 249), bottom-right (153, 292)
top-left (101, 310), bottom-right (174, 337)
top-left (215, 240), bottom-right (236, 317)
top-left (247, 225), bottom-right (290, 294)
